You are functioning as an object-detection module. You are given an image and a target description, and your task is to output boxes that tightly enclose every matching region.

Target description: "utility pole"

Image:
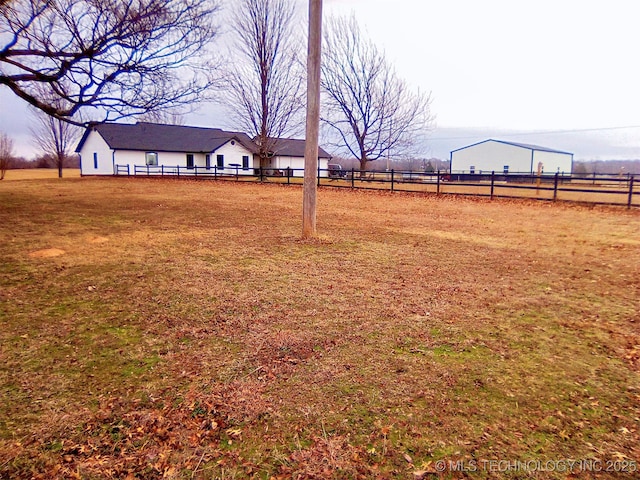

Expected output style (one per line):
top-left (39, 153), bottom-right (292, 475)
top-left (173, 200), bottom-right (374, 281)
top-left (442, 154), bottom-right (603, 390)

top-left (302, 0), bottom-right (323, 238)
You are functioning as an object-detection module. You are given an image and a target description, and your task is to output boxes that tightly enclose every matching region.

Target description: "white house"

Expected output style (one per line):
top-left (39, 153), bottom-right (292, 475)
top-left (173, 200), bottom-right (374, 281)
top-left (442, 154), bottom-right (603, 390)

top-left (450, 139), bottom-right (573, 174)
top-left (76, 122), bottom-right (332, 177)
top-left (262, 137), bottom-right (332, 177)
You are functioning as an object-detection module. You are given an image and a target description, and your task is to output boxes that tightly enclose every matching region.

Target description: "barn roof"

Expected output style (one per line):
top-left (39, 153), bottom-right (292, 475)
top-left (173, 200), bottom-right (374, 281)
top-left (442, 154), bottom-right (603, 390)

top-left (450, 139), bottom-right (573, 156)
top-left (76, 122), bottom-right (258, 154)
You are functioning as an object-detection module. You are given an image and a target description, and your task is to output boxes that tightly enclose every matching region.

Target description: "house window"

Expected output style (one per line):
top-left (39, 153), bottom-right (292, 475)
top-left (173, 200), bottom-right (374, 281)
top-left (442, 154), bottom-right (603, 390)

top-left (503, 165), bottom-right (509, 174)
top-left (93, 152), bottom-right (98, 169)
top-left (186, 153), bottom-right (194, 169)
top-left (146, 152), bottom-right (158, 166)
top-left (469, 166), bottom-right (475, 174)
top-left (242, 155), bottom-right (249, 170)
top-left (205, 154), bottom-right (211, 169)
top-left (217, 154), bottom-right (224, 169)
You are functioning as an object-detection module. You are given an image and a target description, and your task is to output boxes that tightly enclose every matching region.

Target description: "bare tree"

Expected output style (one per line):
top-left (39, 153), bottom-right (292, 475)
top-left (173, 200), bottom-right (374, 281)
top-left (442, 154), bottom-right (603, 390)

top-left (223, 0), bottom-right (304, 168)
top-left (136, 109), bottom-right (185, 126)
top-left (30, 109), bottom-right (80, 178)
top-left (0, 132), bottom-right (14, 180)
top-left (1, 0), bottom-right (220, 125)
top-left (321, 15), bottom-right (433, 174)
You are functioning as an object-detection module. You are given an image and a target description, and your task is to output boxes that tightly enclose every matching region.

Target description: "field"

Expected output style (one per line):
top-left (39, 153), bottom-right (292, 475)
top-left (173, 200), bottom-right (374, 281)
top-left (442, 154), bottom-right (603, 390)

top-left (110, 168), bottom-right (640, 207)
top-left (2, 168), bottom-right (81, 180)
top-left (1, 177), bottom-right (639, 479)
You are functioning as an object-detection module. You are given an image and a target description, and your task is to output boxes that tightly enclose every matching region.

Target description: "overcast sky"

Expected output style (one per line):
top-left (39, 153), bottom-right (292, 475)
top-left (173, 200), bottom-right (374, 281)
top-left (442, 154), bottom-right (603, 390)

top-left (319, 0), bottom-right (640, 160)
top-left (2, 0), bottom-right (639, 160)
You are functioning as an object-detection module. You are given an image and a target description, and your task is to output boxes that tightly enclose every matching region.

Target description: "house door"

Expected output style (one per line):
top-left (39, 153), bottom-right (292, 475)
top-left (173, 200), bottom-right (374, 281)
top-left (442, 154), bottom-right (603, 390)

top-left (186, 153), bottom-right (194, 169)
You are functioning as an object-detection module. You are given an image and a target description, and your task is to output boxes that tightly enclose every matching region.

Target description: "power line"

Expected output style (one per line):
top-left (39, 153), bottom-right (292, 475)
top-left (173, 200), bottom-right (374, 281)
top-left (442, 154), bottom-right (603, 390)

top-left (429, 125), bottom-right (640, 141)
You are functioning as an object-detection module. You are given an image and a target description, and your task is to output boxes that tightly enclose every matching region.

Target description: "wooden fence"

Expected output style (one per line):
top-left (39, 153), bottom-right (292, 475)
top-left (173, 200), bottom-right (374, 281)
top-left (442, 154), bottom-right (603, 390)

top-left (114, 165), bottom-right (639, 208)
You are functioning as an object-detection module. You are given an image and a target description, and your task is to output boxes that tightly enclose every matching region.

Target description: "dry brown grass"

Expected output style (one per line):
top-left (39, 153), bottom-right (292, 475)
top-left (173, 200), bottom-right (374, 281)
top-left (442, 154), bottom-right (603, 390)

top-left (1, 177), bottom-right (639, 479)
top-left (316, 177), bottom-right (639, 206)
top-left (1, 168), bottom-right (80, 181)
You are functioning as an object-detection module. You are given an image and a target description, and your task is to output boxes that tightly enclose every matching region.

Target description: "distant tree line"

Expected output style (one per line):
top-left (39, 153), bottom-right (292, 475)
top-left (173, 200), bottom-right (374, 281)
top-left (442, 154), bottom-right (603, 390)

top-left (0, 151), bottom-right (79, 171)
top-left (329, 157), bottom-right (640, 175)
top-left (573, 160), bottom-right (640, 175)
top-left (330, 156), bottom-right (448, 173)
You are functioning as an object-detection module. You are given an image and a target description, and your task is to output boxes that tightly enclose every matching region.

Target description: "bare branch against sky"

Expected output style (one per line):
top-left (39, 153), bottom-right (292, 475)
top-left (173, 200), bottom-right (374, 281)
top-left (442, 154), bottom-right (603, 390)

top-left (223, 0), bottom-right (305, 167)
top-left (321, 14), bottom-right (433, 172)
top-left (1, 0), bottom-right (221, 125)
top-left (30, 106), bottom-right (80, 178)
top-left (1, 1), bottom-right (639, 160)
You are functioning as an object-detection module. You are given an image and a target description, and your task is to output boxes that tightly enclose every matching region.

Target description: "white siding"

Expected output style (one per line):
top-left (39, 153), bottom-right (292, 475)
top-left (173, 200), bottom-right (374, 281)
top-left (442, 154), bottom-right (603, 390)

top-left (111, 140), bottom-right (257, 175)
top-left (79, 129), bottom-right (331, 177)
top-left (451, 140), bottom-right (573, 174)
top-left (273, 156), bottom-right (330, 177)
top-left (451, 141), bottom-right (531, 173)
top-left (115, 151), bottom-right (205, 173)
top-left (533, 150), bottom-right (573, 174)
top-left (212, 141), bottom-right (257, 175)
top-left (78, 130), bottom-right (114, 175)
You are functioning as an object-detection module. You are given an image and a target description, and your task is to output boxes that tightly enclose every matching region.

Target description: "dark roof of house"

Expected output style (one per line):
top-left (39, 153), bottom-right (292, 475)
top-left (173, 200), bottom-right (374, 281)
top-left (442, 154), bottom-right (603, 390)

top-left (265, 137), bottom-right (332, 159)
top-left (76, 122), bottom-right (258, 154)
top-left (450, 139), bottom-right (573, 156)
top-left (76, 122), bottom-right (334, 159)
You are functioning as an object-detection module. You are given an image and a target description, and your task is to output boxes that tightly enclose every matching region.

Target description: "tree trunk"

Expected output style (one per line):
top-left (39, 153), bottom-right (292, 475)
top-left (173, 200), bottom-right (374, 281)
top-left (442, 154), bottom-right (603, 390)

top-left (259, 153), bottom-right (270, 171)
top-left (359, 156), bottom-right (367, 179)
top-left (58, 155), bottom-right (63, 178)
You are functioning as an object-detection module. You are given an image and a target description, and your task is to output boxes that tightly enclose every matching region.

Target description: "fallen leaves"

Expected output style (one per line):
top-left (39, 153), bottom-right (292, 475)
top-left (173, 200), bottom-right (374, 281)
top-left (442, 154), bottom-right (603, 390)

top-left (2, 389), bottom-right (238, 479)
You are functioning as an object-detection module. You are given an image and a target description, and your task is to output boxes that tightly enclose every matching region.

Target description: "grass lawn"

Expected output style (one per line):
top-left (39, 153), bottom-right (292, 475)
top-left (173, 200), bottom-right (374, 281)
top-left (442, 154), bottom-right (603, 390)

top-left (2, 168), bottom-right (81, 181)
top-left (1, 177), bottom-right (639, 479)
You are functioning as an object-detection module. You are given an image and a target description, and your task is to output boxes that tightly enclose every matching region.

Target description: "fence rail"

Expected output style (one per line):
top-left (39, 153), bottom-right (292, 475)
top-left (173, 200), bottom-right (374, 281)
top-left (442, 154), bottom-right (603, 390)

top-left (114, 165), bottom-right (639, 208)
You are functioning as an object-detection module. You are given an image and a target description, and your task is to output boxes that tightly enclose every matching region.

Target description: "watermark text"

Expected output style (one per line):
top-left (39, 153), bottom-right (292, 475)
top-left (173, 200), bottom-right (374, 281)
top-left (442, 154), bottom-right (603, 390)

top-left (433, 458), bottom-right (637, 474)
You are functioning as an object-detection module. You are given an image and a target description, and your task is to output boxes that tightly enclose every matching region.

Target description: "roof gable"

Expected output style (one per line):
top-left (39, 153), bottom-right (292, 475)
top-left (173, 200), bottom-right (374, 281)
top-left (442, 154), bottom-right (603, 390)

top-left (451, 139), bottom-right (573, 156)
top-left (262, 137), bottom-right (332, 159)
top-left (77, 122), bottom-right (258, 154)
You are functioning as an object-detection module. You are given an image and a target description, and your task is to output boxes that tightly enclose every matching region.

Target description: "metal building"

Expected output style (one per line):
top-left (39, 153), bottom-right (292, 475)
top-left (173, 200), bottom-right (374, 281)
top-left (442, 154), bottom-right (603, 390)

top-left (450, 139), bottom-right (573, 174)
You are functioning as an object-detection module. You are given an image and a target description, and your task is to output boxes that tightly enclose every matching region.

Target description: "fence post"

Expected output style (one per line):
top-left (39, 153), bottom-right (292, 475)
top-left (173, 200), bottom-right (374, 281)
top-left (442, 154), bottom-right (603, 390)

top-left (490, 171), bottom-right (495, 199)
top-left (317, 164), bottom-right (321, 187)
top-left (553, 172), bottom-right (559, 201)
top-left (351, 168), bottom-right (355, 189)
top-left (391, 169), bottom-right (395, 192)
top-left (287, 167), bottom-right (291, 185)
top-left (437, 169), bottom-right (440, 195)
top-left (628, 176), bottom-right (635, 209)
